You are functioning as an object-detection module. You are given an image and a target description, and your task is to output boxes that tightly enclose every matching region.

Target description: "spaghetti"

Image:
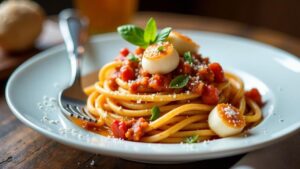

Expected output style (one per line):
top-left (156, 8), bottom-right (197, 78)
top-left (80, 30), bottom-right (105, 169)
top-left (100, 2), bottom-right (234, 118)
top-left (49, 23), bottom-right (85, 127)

top-left (77, 20), bottom-right (263, 143)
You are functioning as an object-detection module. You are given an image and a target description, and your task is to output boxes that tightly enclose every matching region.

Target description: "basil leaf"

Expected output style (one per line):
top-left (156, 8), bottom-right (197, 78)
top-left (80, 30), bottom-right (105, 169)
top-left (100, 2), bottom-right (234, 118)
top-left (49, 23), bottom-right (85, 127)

top-left (144, 18), bottom-right (157, 43)
top-left (184, 135), bottom-right (199, 144)
top-left (117, 25), bottom-right (148, 47)
top-left (155, 27), bottom-right (172, 43)
top-left (127, 54), bottom-right (139, 62)
top-left (169, 75), bottom-right (189, 88)
top-left (183, 51), bottom-right (193, 64)
top-left (150, 106), bottom-right (160, 121)
top-left (157, 46), bottom-right (164, 52)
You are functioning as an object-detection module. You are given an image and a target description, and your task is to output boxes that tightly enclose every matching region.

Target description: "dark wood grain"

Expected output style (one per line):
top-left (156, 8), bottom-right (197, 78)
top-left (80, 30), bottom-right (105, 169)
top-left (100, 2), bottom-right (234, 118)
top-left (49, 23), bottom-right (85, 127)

top-left (0, 12), bottom-right (300, 169)
top-left (0, 49), bottom-right (39, 80)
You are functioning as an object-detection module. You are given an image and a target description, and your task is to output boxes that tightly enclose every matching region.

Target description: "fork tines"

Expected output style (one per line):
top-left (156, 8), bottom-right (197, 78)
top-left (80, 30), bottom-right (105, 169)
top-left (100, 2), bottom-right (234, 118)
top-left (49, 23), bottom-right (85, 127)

top-left (64, 104), bottom-right (97, 123)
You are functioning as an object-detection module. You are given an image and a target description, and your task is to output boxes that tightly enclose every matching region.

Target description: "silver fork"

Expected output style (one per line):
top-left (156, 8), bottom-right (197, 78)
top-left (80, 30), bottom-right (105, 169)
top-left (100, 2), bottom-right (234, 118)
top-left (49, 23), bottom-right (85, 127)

top-left (58, 9), bottom-right (97, 123)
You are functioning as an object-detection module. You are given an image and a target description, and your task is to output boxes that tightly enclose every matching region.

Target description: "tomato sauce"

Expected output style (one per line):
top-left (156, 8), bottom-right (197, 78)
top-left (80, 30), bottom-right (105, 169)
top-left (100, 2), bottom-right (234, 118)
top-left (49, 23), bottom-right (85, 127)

top-left (245, 88), bottom-right (263, 106)
top-left (109, 48), bottom-right (227, 104)
top-left (71, 117), bottom-right (111, 137)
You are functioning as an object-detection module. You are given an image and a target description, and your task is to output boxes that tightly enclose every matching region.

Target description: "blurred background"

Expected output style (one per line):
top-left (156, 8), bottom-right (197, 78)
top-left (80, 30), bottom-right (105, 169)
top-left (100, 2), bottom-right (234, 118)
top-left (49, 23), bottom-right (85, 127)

top-left (0, 0), bottom-right (300, 80)
top-left (34, 0), bottom-right (300, 38)
top-left (0, 1), bottom-right (300, 168)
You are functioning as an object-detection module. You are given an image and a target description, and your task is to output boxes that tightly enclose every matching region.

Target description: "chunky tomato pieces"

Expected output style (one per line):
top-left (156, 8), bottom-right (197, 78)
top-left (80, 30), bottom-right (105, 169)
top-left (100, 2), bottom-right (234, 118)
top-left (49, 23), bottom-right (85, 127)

top-left (197, 66), bottom-right (215, 83)
top-left (111, 120), bottom-right (128, 139)
top-left (120, 65), bottom-right (135, 81)
top-left (183, 62), bottom-right (193, 74)
top-left (111, 49), bottom-right (226, 96)
top-left (188, 78), bottom-right (204, 95)
top-left (149, 74), bottom-right (171, 91)
top-left (120, 48), bottom-right (130, 56)
top-left (201, 85), bottom-right (219, 105)
top-left (245, 88), bottom-right (263, 106)
top-left (111, 118), bottom-right (149, 141)
top-left (125, 118), bottom-right (149, 141)
top-left (115, 48), bottom-right (130, 61)
top-left (107, 77), bottom-right (118, 91)
top-left (209, 62), bottom-right (225, 83)
top-left (135, 47), bottom-right (145, 55)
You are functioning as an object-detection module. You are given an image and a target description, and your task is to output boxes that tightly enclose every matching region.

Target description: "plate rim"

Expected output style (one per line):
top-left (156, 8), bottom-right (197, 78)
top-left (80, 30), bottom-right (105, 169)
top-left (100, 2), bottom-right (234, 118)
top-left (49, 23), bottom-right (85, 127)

top-left (5, 30), bottom-right (300, 161)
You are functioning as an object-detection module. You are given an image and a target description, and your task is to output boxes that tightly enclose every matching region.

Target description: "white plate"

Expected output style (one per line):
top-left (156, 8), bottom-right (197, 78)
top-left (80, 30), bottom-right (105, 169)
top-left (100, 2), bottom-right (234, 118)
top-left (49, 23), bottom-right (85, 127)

top-left (6, 30), bottom-right (300, 163)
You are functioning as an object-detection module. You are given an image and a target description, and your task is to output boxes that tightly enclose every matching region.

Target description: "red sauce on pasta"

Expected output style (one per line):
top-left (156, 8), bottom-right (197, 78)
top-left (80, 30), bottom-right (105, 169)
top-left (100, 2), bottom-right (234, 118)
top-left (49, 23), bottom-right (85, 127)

top-left (109, 48), bottom-right (226, 105)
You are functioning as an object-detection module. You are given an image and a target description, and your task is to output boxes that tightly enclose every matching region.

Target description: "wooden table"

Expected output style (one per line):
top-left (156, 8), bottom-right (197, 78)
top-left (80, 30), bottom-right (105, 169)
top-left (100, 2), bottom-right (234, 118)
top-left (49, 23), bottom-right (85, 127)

top-left (1, 12), bottom-right (299, 169)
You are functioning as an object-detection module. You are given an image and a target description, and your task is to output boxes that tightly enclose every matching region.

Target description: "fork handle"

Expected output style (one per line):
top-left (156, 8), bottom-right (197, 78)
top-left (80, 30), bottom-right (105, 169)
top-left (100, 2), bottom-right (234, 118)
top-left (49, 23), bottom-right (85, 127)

top-left (59, 9), bottom-right (88, 86)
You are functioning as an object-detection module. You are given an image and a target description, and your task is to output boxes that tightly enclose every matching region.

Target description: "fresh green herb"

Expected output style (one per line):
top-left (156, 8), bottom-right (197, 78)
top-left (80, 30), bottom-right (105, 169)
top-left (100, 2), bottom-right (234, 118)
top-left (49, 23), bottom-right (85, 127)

top-left (183, 51), bottom-right (193, 64)
top-left (157, 46), bottom-right (165, 52)
top-left (184, 135), bottom-right (199, 144)
top-left (154, 27), bottom-right (172, 43)
top-left (117, 18), bottom-right (172, 48)
top-left (169, 75), bottom-right (189, 88)
top-left (127, 53), bottom-right (139, 62)
top-left (149, 106), bottom-right (160, 121)
top-left (117, 25), bottom-right (148, 47)
top-left (144, 18), bottom-right (157, 43)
